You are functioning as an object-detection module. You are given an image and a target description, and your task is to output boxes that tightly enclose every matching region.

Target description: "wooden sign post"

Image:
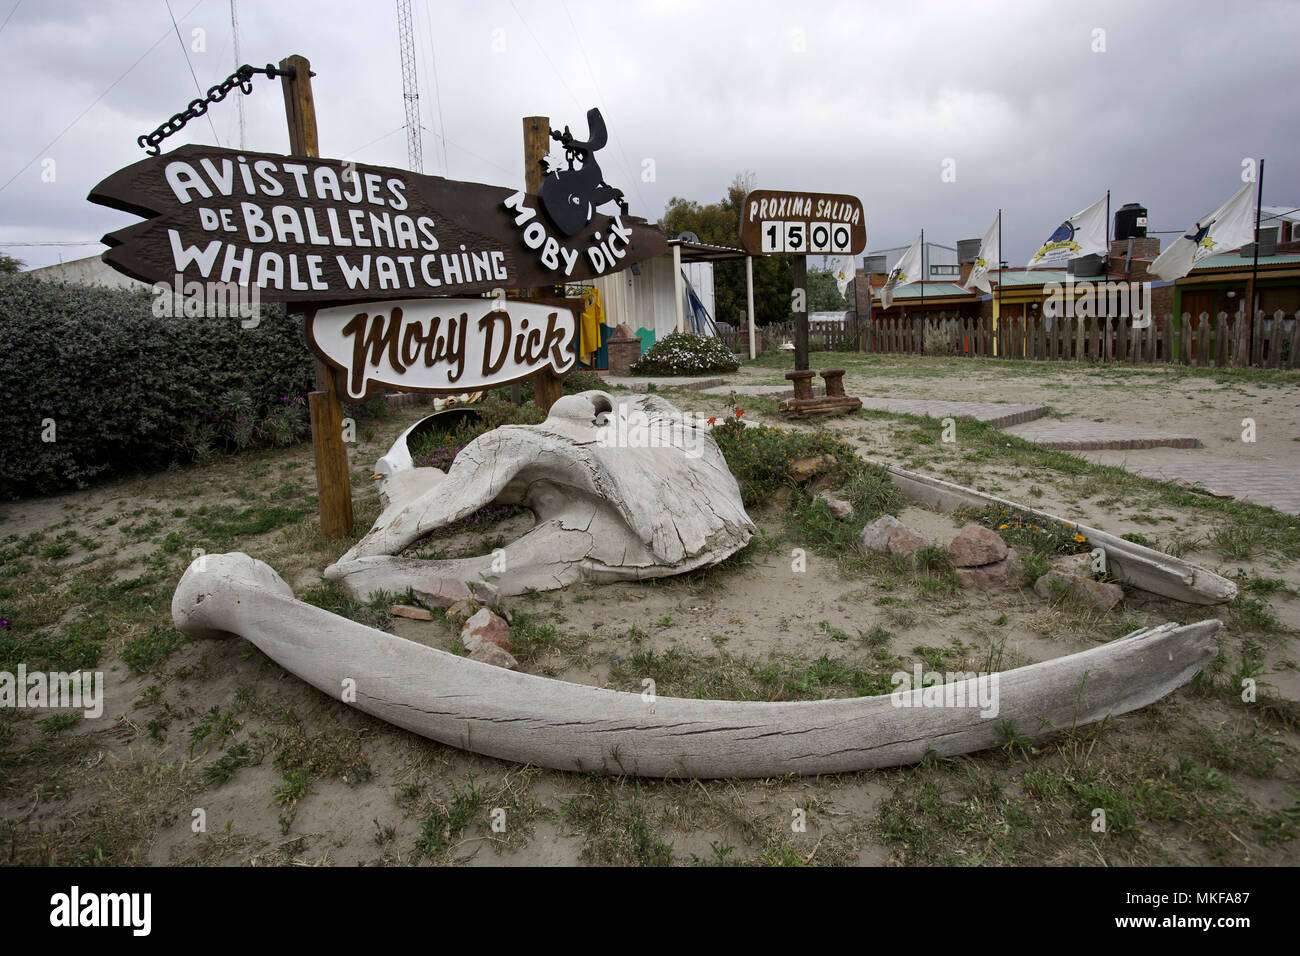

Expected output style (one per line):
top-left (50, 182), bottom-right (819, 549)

top-left (279, 54), bottom-right (354, 538)
top-left (738, 190), bottom-right (866, 372)
top-left (524, 115), bottom-right (565, 414)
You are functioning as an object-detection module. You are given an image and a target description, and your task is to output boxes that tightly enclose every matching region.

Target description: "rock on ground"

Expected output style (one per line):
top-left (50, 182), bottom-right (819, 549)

top-left (788, 456), bottom-right (830, 483)
top-left (1050, 552), bottom-right (1094, 576)
top-left (887, 526), bottom-right (928, 558)
top-left (445, 599), bottom-right (481, 620)
top-left (461, 608), bottom-right (512, 653)
top-left (956, 550), bottom-right (1020, 590)
top-left (948, 524), bottom-right (1008, 568)
top-left (858, 515), bottom-right (902, 552)
top-left (468, 642), bottom-right (519, 670)
top-left (391, 604), bottom-right (433, 621)
top-left (1033, 569), bottom-right (1124, 612)
top-left (816, 490), bottom-right (853, 520)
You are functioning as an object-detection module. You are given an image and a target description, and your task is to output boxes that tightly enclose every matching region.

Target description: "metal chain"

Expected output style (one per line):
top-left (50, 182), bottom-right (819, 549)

top-left (137, 63), bottom-right (295, 156)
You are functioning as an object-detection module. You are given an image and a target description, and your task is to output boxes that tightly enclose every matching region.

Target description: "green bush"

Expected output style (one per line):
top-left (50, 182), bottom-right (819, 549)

top-left (0, 275), bottom-right (316, 499)
top-left (628, 331), bottom-right (739, 376)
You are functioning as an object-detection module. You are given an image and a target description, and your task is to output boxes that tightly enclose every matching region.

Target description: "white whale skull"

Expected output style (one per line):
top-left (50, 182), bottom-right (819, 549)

top-left (324, 391), bottom-right (755, 599)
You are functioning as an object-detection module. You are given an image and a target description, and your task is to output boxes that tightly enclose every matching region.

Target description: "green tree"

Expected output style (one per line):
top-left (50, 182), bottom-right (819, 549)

top-left (659, 174), bottom-right (794, 328)
top-left (0, 254), bottom-right (25, 274)
top-left (806, 266), bottom-right (848, 312)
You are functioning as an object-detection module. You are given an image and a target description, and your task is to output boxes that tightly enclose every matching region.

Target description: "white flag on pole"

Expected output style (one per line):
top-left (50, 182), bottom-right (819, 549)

top-left (833, 254), bottom-right (856, 298)
top-left (1028, 195), bottom-right (1107, 268)
top-left (1149, 182), bottom-right (1257, 282)
top-left (880, 234), bottom-right (922, 309)
top-left (964, 213), bottom-right (1000, 294)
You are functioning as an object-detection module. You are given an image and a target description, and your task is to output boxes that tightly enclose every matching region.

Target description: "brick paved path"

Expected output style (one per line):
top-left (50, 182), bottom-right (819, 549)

top-left (1002, 419), bottom-right (1203, 451)
top-left (1099, 457), bottom-right (1300, 515)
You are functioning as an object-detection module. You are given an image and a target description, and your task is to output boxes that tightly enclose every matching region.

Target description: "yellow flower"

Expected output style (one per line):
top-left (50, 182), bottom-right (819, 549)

top-left (1073, 533), bottom-right (1086, 543)
top-left (998, 524), bottom-right (1009, 530)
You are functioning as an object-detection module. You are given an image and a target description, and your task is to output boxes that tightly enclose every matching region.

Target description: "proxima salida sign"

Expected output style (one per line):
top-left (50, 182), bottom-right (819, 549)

top-left (306, 298), bottom-right (577, 400)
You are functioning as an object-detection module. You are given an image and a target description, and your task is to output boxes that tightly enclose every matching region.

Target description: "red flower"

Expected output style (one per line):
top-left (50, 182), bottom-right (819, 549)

top-left (734, 408), bottom-right (744, 418)
top-left (707, 417), bottom-right (717, 425)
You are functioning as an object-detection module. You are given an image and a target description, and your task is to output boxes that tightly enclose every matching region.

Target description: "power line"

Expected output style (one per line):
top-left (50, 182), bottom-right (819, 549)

top-left (507, 0), bottom-right (585, 110)
top-left (559, 0), bottom-right (646, 211)
top-left (0, 0), bottom-right (21, 37)
top-left (0, 240), bottom-right (104, 246)
top-left (165, 0), bottom-right (220, 146)
top-left (421, 0), bottom-right (449, 176)
top-left (0, 0), bottom-right (207, 197)
top-left (425, 127), bottom-right (517, 180)
top-left (342, 123), bottom-right (408, 160)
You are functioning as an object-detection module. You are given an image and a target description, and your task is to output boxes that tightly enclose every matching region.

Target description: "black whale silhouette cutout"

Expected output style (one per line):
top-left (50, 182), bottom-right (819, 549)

top-left (537, 108), bottom-right (629, 238)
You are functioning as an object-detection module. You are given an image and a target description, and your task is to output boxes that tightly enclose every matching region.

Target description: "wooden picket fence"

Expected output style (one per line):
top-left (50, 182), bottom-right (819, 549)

top-left (719, 320), bottom-right (856, 356)
top-left (860, 310), bottom-right (1299, 369)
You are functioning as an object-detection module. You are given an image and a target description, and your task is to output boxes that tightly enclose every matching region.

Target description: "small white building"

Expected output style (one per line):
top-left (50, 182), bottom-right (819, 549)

top-left (25, 254), bottom-right (148, 290)
top-left (591, 238), bottom-right (756, 356)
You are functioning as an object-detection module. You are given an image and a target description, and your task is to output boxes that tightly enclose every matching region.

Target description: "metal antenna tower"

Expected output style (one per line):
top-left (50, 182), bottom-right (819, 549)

top-left (396, 0), bottom-right (422, 172)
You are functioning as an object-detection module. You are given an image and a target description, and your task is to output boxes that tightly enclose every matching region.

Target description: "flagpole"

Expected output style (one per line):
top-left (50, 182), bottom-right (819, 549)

top-left (1246, 158), bottom-right (1265, 366)
top-left (920, 227), bottom-right (925, 317)
top-left (996, 208), bottom-right (1002, 357)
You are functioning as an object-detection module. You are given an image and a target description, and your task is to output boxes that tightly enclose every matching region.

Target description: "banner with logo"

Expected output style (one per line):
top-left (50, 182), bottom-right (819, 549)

top-left (1028, 195), bottom-right (1107, 268)
top-left (880, 234), bottom-right (922, 309)
top-left (964, 213), bottom-right (1000, 293)
top-left (1149, 182), bottom-right (1257, 281)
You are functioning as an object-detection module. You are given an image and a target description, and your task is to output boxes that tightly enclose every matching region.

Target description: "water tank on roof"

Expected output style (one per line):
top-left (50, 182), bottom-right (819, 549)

top-left (1114, 203), bottom-right (1147, 240)
top-left (1069, 254), bottom-right (1106, 277)
top-left (956, 238), bottom-right (982, 263)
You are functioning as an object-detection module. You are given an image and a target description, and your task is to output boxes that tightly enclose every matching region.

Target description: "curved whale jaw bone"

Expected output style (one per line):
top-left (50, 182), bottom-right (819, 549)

top-left (175, 553), bottom-right (1222, 779)
top-left (325, 391), bottom-right (756, 600)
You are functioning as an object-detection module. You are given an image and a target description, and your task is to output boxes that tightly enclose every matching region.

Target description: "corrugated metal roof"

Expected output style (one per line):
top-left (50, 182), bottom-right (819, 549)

top-left (875, 282), bottom-right (971, 299)
top-left (668, 238), bottom-right (748, 262)
top-left (1184, 252), bottom-right (1300, 271)
top-left (992, 269), bottom-right (1075, 287)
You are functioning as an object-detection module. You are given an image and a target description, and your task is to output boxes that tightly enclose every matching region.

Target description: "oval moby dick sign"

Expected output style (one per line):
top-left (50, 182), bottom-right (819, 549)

top-left (306, 297), bottom-right (578, 400)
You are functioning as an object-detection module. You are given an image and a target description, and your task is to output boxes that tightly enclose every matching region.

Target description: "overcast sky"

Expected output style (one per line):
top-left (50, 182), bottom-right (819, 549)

top-left (1, 0), bottom-right (1296, 270)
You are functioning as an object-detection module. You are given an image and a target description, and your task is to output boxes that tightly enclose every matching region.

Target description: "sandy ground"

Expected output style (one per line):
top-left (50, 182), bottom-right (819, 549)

top-left (2, 360), bottom-right (1298, 867)
top-left (729, 359), bottom-right (1300, 470)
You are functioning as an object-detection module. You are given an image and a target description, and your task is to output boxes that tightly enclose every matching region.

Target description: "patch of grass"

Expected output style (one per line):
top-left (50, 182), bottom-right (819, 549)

top-left (562, 777), bottom-right (673, 866)
top-left (272, 767), bottom-right (310, 809)
top-left (1230, 595), bottom-right (1279, 632)
top-left (299, 581), bottom-right (394, 631)
top-left (188, 504), bottom-right (309, 549)
top-left (415, 779), bottom-right (490, 859)
top-left (0, 616), bottom-right (103, 673)
top-left (1208, 522), bottom-right (1265, 561)
top-left (121, 624), bottom-right (186, 674)
top-left (203, 741), bottom-right (266, 787)
top-left (40, 712), bottom-right (83, 734)
top-left (188, 706), bottom-right (241, 758)
top-left (611, 645), bottom-right (903, 701)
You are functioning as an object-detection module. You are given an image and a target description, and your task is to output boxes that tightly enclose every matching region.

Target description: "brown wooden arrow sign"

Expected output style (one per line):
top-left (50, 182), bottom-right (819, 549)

top-left (87, 144), bottom-right (667, 302)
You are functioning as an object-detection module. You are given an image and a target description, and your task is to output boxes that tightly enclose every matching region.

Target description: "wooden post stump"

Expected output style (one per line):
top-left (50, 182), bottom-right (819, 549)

top-left (785, 369), bottom-right (816, 400)
top-left (820, 369), bottom-right (847, 397)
